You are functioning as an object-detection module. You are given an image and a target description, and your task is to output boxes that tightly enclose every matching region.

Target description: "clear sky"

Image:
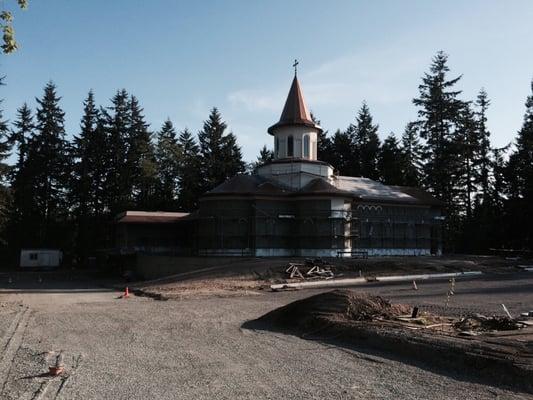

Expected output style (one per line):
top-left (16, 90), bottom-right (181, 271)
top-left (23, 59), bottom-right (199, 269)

top-left (1, 0), bottom-right (532, 162)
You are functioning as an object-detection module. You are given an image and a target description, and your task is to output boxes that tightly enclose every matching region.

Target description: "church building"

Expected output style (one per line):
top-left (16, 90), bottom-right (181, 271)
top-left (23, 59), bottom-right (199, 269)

top-left (196, 73), bottom-right (444, 257)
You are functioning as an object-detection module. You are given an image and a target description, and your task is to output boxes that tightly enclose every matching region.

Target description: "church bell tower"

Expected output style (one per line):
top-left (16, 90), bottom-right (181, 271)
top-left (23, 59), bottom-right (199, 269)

top-left (256, 61), bottom-right (334, 189)
top-left (267, 61), bottom-right (322, 160)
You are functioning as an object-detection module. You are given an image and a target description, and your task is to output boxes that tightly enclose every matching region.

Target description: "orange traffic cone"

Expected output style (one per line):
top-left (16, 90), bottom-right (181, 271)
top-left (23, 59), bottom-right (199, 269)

top-left (412, 280), bottom-right (418, 290)
top-left (123, 287), bottom-right (130, 298)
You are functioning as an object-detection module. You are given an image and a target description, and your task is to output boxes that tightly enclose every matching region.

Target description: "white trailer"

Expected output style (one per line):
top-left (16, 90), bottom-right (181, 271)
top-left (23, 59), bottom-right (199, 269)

top-left (20, 249), bottom-right (63, 269)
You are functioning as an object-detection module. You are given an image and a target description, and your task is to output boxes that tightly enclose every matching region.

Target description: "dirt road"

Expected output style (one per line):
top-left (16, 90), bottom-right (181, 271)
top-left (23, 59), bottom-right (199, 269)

top-left (0, 274), bottom-right (531, 399)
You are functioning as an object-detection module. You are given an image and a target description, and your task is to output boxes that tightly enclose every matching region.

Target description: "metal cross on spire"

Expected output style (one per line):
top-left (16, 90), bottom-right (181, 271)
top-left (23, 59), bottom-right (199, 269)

top-left (293, 59), bottom-right (299, 76)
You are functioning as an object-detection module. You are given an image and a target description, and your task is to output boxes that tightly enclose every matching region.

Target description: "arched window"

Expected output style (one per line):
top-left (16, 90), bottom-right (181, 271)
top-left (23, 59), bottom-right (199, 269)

top-left (287, 135), bottom-right (294, 157)
top-left (275, 137), bottom-right (279, 158)
top-left (303, 135), bottom-right (310, 158)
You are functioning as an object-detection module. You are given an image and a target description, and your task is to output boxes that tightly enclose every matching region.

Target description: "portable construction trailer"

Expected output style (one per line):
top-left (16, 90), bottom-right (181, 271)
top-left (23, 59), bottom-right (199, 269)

top-left (20, 249), bottom-right (63, 269)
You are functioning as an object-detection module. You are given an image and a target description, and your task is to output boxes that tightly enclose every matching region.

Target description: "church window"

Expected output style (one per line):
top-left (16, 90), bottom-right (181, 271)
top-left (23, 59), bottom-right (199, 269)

top-left (303, 135), bottom-right (310, 158)
top-left (275, 137), bottom-right (279, 157)
top-left (287, 135), bottom-right (294, 157)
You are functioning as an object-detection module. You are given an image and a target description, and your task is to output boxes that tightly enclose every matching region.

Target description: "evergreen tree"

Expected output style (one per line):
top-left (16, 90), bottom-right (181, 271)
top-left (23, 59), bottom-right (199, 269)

top-left (25, 82), bottom-right (71, 246)
top-left (71, 91), bottom-right (108, 262)
top-left (176, 128), bottom-right (202, 210)
top-left (413, 51), bottom-right (465, 205)
top-left (413, 51), bottom-right (466, 249)
top-left (455, 103), bottom-right (478, 218)
top-left (0, 79), bottom-right (11, 246)
top-left (330, 129), bottom-right (355, 175)
top-left (506, 80), bottom-right (533, 248)
top-left (354, 102), bottom-right (381, 180)
top-left (102, 89), bottom-right (130, 214)
top-left (311, 113), bottom-right (333, 163)
top-left (474, 89), bottom-right (492, 203)
top-left (378, 133), bottom-right (404, 185)
top-left (250, 145), bottom-right (273, 172)
top-left (127, 96), bottom-right (158, 210)
top-left (7, 102), bottom-right (34, 252)
top-left (198, 108), bottom-right (245, 192)
top-left (400, 122), bottom-right (423, 186)
top-left (154, 119), bottom-right (180, 210)
top-left (9, 102), bottom-right (32, 172)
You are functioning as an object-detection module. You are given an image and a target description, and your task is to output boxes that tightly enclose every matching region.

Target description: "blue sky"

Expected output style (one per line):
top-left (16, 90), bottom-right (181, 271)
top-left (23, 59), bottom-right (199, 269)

top-left (1, 0), bottom-right (532, 162)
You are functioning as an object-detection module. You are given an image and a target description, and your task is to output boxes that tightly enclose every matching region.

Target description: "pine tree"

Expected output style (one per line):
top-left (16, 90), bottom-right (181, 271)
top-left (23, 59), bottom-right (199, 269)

top-left (506, 80), bottom-right (533, 248)
top-left (7, 102), bottom-right (35, 251)
top-left (312, 113), bottom-right (333, 163)
top-left (0, 79), bottom-right (12, 247)
top-left (378, 133), bottom-right (404, 185)
top-left (455, 103), bottom-right (478, 218)
top-left (177, 128), bottom-right (202, 211)
top-left (413, 51), bottom-right (465, 205)
top-left (400, 122), bottom-right (423, 187)
top-left (354, 102), bottom-right (381, 180)
top-left (10, 102), bottom-right (32, 172)
top-left (474, 89), bottom-right (492, 203)
top-left (330, 129), bottom-right (355, 175)
top-left (250, 145), bottom-right (274, 172)
top-left (127, 96), bottom-right (158, 210)
top-left (71, 91), bottom-right (108, 262)
top-left (198, 108), bottom-right (245, 192)
top-left (413, 51), bottom-right (466, 249)
top-left (102, 89), bottom-right (130, 214)
top-left (155, 119), bottom-right (180, 210)
top-left (25, 81), bottom-right (71, 246)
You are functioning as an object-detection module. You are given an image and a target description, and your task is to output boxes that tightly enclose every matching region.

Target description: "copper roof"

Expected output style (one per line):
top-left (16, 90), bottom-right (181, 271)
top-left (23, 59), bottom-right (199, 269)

top-left (116, 211), bottom-right (190, 224)
top-left (268, 76), bottom-right (322, 135)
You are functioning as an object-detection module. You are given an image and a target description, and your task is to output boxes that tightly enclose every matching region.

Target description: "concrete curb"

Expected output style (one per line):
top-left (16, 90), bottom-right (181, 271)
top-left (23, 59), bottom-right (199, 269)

top-left (271, 271), bottom-right (483, 291)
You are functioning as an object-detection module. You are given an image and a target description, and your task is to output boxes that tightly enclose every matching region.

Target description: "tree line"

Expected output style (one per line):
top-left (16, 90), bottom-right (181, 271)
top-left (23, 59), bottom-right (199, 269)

top-left (0, 82), bottom-right (245, 262)
top-left (313, 52), bottom-right (533, 253)
top-left (0, 50), bottom-right (531, 262)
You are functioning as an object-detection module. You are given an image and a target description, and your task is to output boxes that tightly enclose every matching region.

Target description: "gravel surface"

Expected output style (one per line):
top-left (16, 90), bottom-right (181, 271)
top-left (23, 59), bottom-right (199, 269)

top-left (0, 275), bottom-right (532, 399)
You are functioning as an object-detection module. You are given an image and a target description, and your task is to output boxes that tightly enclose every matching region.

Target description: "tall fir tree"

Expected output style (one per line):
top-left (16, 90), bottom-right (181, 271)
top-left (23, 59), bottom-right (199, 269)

top-left (330, 129), bottom-right (355, 175)
top-left (413, 51), bottom-right (466, 250)
top-left (311, 113), bottom-right (333, 163)
top-left (176, 128), bottom-right (202, 211)
top-left (71, 91), bottom-right (108, 262)
top-left (354, 102), bottom-right (381, 180)
top-left (0, 78), bottom-right (12, 247)
top-left (454, 103), bottom-right (478, 219)
top-left (474, 89), bottom-right (492, 203)
top-left (25, 82), bottom-right (71, 246)
top-left (400, 122), bottom-right (423, 187)
top-left (506, 80), bottom-right (533, 248)
top-left (198, 108), bottom-right (245, 192)
top-left (9, 102), bottom-right (32, 172)
top-left (102, 89), bottom-right (131, 214)
top-left (154, 119), bottom-right (180, 210)
top-left (378, 133), bottom-right (404, 185)
top-left (250, 145), bottom-right (273, 172)
top-left (127, 96), bottom-right (158, 210)
top-left (7, 103), bottom-right (35, 252)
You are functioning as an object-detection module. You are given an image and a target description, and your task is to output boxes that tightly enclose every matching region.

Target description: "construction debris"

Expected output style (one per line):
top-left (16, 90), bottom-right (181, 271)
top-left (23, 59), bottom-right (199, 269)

top-left (284, 259), bottom-right (335, 281)
top-left (453, 314), bottom-right (522, 332)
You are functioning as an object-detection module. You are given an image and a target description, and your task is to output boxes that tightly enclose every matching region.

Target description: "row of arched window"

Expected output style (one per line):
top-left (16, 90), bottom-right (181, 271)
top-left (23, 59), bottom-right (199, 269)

top-left (275, 135), bottom-right (311, 158)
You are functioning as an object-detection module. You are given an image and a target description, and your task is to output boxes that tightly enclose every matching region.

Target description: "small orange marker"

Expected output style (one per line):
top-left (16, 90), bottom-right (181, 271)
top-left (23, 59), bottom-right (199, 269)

top-left (123, 287), bottom-right (130, 298)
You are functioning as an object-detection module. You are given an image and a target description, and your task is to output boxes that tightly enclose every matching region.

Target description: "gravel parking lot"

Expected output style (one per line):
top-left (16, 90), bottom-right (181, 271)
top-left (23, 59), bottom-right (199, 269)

top-left (0, 273), bottom-right (531, 399)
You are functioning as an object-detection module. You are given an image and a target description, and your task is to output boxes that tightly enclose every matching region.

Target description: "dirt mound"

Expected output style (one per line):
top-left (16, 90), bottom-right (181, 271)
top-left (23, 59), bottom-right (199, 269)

top-left (256, 290), bottom-right (410, 330)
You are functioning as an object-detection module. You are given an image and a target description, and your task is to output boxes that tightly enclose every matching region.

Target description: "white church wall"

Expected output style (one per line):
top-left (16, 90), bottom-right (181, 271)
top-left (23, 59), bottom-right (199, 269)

top-left (272, 125), bottom-right (318, 159)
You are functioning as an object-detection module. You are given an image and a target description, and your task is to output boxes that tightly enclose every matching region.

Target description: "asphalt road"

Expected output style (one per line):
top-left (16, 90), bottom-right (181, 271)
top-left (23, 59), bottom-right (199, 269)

top-left (0, 272), bottom-right (531, 399)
